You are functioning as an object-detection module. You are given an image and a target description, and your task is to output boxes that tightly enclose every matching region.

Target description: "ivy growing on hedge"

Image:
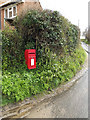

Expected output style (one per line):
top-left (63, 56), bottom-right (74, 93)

top-left (2, 10), bottom-right (83, 104)
top-left (2, 47), bottom-right (86, 103)
top-left (14, 10), bottom-right (80, 54)
top-left (2, 10), bottom-right (80, 69)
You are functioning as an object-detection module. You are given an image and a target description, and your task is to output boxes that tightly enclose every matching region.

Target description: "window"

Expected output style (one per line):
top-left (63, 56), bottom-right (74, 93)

top-left (4, 6), bottom-right (17, 19)
top-left (5, 9), bottom-right (8, 18)
top-left (13, 7), bottom-right (16, 16)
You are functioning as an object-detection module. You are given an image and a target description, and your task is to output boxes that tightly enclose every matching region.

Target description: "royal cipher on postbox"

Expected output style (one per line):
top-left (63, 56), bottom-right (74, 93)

top-left (24, 49), bottom-right (36, 69)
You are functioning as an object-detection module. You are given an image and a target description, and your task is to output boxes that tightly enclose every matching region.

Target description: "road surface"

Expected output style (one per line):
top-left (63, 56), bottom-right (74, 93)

top-left (26, 45), bottom-right (88, 118)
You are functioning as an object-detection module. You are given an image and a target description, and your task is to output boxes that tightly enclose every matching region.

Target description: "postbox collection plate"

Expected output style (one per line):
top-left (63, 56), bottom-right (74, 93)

top-left (31, 59), bottom-right (34, 66)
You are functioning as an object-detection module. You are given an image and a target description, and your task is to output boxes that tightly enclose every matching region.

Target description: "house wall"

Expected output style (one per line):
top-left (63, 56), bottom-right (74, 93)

top-left (1, 9), bottom-right (4, 30)
top-left (17, 1), bottom-right (42, 16)
top-left (1, 1), bottom-right (42, 30)
top-left (1, 8), bottom-right (16, 30)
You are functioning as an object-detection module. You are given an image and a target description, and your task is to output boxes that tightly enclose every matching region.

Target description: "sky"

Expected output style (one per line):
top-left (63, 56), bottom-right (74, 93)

top-left (39, 0), bottom-right (89, 36)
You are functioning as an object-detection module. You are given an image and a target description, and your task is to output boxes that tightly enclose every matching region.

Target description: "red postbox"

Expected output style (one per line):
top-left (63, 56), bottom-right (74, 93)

top-left (24, 49), bottom-right (36, 69)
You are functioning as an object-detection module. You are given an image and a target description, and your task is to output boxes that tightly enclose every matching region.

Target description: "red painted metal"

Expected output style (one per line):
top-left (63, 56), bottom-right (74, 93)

top-left (24, 49), bottom-right (36, 69)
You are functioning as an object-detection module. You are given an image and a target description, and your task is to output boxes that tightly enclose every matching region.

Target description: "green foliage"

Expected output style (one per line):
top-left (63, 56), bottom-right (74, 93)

top-left (2, 26), bottom-right (24, 70)
top-left (14, 10), bottom-right (80, 56)
top-left (2, 46), bottom-right (86, 105)
top-left (81, 39), bottom-right (90, 45)
top-left (2, 10), bottom-right (80, 71)
top-left (2, 10), bottom-right (85, 106)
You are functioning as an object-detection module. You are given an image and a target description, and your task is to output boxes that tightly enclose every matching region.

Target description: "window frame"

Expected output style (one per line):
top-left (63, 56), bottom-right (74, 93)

top-left (4, 5), bottom-right (17, 19)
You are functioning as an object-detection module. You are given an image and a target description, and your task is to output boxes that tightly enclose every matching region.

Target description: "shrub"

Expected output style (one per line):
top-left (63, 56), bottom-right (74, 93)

top-left (2, 10), bottom-right (84, 105)
top-left (2, 26), bottom-right (24, 70)
top-left (2, 46), bottom-right (86, 103)
top-left (2, 10), bottom-right (80, 71)
top-left (14, 10), bottom-right (80, 59)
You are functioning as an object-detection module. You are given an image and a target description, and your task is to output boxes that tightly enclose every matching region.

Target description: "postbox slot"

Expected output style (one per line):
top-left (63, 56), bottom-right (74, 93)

top-left (29, 53), bottom-right (35, 54)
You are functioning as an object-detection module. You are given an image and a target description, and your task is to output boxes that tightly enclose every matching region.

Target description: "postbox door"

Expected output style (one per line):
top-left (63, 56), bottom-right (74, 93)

top-left (27, 53), bottom-right (36, 69)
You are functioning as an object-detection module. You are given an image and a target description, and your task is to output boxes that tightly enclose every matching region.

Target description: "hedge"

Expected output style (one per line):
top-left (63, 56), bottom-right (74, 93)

top-left (2, 10), bottom-right (83, 104)
top-left (2, 47), bottom-right (86, 103)
top-left (2, 10), bottom-right (80, 70)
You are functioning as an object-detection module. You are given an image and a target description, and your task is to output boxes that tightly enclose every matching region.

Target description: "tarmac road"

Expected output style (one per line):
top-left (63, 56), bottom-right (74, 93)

top-left (26, 45), bottom-right (88, 118)
top-left (26, 71), bottom-right (88, 118)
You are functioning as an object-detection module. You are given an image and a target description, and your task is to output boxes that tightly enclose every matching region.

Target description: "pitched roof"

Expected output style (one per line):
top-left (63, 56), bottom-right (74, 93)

top-left (0, 0), bottom-right (40, 8)
top-left (0, 0), bottom-right (25, 8)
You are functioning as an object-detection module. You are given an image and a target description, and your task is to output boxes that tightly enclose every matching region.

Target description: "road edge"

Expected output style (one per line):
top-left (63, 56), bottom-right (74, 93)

top-left (1, 51), bottom-right (88, 118)
top-left (24, 53), bottom-right (88, 118)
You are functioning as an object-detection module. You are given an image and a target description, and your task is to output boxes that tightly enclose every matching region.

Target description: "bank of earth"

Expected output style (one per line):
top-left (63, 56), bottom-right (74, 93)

top-left (1, 46), bottom-right (88, 118)
top-left (2, 46), bottom-right (87, 107)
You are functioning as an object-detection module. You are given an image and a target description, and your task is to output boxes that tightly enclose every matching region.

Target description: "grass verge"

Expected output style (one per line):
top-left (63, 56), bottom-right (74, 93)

top-left (81, 39), bottom-right (90, 45)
